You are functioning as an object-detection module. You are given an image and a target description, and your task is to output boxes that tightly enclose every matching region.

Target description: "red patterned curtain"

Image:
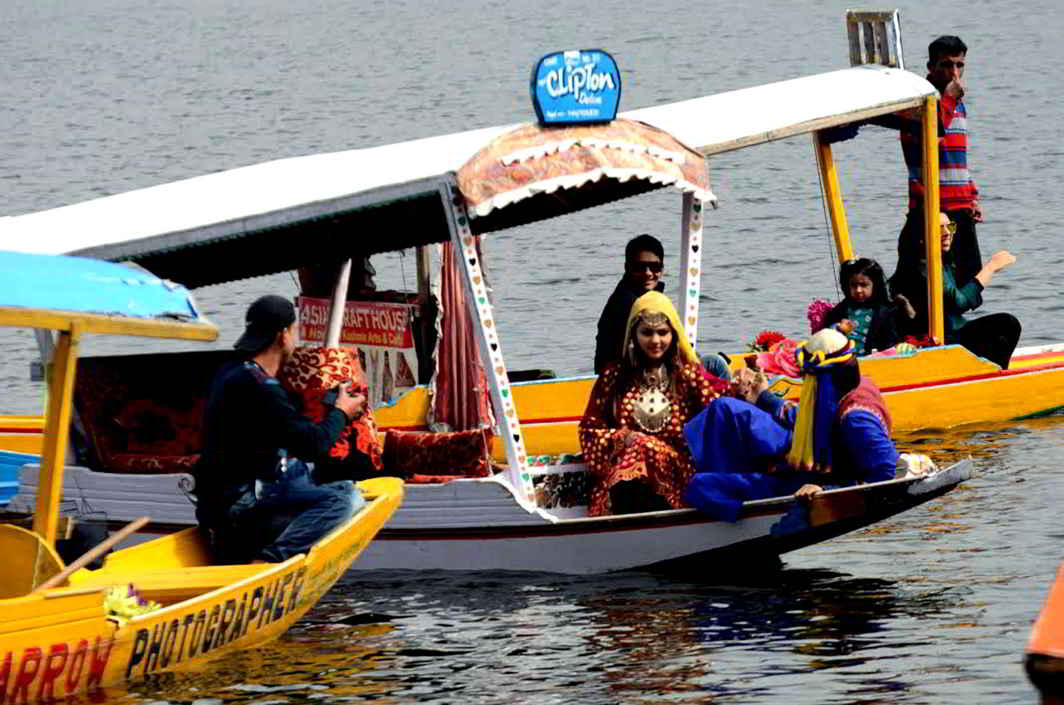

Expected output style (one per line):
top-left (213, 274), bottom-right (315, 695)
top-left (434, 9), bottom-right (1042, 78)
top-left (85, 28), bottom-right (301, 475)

top-left (429, 240), bottom-right (494, 432)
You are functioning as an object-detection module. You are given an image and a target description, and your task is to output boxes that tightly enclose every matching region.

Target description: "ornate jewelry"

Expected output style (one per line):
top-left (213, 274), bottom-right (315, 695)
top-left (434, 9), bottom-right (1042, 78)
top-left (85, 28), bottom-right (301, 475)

top-left (631, 366), bottom-right (672, 433)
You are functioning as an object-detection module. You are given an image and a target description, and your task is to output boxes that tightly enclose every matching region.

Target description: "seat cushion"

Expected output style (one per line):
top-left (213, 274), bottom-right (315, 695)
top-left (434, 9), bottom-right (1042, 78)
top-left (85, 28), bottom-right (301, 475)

top-left (383, 428), bottom-right (492, 479)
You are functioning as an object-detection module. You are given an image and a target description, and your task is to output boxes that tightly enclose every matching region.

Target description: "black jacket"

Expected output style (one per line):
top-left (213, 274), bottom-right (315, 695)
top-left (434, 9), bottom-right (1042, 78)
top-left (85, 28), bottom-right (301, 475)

top-left (823, 301), bottom-right (903, 355)
top-left (194, 360), bottom-right (348, 520)
top-left (594, 279), bottom-right (665, 375)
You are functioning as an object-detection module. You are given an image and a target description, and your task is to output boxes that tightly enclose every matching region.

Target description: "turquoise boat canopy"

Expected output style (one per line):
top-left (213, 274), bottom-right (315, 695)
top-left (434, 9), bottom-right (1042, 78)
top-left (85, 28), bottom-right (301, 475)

top-left (0, 250), bottom-right (205, 324)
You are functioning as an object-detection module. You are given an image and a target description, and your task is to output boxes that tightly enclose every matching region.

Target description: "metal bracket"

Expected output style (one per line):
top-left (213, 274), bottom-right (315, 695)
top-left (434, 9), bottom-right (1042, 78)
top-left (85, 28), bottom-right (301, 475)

top-left (846, 10), bottom-right (905, 69)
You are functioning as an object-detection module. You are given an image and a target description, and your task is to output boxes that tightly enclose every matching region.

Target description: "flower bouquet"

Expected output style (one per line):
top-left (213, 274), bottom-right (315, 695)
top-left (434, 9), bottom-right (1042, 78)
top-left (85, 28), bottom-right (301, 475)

top-left (807, 298), bottom-right (835, 334)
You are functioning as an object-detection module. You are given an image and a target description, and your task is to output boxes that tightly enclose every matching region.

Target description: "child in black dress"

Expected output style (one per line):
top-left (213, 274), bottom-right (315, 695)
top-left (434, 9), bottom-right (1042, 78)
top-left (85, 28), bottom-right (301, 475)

top-left (823, 258), bottom-right (914, 355)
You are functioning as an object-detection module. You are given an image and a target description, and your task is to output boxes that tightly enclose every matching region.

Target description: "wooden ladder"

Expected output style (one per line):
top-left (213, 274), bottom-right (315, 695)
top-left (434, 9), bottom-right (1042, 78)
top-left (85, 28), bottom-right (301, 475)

top-left (845, 10), bottom-right (905, 69)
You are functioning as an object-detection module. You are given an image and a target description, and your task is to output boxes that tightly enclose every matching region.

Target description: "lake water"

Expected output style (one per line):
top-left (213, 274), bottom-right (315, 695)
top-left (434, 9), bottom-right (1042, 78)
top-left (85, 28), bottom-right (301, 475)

top-left (4, 1), bottom-right (1064, 703)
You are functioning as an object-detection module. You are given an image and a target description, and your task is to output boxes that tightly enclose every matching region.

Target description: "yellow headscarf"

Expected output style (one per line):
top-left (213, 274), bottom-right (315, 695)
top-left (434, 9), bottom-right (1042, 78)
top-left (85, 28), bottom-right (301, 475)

top-left (621, 291), bottom-right (699, 367)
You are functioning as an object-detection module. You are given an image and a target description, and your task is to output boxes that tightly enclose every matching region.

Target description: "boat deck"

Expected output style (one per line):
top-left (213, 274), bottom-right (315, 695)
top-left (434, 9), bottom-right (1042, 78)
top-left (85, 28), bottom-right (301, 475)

top-left (72, 563), bottom-right (266, 604)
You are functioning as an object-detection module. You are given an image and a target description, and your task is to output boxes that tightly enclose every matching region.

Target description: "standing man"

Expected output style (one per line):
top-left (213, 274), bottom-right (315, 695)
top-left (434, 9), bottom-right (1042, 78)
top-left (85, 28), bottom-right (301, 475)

top-left (594, 234), bottom-right (667, 375)
top-left (897, 35), bottom-right (982, 285)
top-left (194, 295), bottom-right (366, 563)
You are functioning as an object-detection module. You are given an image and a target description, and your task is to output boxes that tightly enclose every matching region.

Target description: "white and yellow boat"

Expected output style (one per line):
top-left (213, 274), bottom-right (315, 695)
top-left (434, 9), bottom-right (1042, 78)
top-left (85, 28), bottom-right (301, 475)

top-left (2, 13), bottom-right (984, 573)
top-left (0, 250), bottom-right (402, 700)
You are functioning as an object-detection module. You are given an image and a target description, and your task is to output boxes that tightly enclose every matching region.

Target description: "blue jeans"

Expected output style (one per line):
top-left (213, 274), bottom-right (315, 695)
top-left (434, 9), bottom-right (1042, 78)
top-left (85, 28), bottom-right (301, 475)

top-left (701, 352), bottom-right (732, 381)
top-left (228, 459), bottom-right (363, 562)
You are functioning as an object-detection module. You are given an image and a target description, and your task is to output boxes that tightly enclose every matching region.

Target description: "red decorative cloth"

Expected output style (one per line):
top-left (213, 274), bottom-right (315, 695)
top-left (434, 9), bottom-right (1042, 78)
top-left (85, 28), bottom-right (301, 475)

top-left (839, 377), bottom-right (893, 435)
top-left (383, 428), bottom-right (493, 479)
top-left (279, 345), bottom-right (383, 469)
top-left (73, 351), bottom-right (231, 474)
top-left (579, 361), bottom-right (721, 516)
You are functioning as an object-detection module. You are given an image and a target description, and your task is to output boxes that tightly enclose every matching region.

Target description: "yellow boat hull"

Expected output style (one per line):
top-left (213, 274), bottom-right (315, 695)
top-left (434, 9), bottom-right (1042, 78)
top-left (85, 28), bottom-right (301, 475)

top-left (0, 476), bottom-right (402, 701)
top-left (0, 417), bottom-right (46, 456)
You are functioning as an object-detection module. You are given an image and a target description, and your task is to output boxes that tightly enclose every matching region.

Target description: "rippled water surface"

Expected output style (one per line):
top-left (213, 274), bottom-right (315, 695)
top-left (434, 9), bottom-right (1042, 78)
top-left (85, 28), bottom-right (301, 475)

top-left (4, 0), bottom-right (1064, 703)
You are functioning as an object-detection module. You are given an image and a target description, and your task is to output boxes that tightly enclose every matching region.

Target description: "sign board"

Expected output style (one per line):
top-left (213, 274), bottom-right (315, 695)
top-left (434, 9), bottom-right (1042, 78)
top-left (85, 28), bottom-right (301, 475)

top-left (530, 49), bottom-right (621, 126)
top-left (298, 297), bottom-right (418, 406)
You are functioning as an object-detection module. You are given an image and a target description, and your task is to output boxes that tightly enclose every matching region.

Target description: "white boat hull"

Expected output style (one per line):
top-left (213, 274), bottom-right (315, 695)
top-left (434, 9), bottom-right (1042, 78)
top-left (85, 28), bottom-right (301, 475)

top-left (12, 460), bottom-right (972, 574)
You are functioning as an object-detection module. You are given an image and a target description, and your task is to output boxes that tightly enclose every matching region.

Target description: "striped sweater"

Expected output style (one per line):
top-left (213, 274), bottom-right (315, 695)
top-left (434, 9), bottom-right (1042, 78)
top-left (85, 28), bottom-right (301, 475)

top-left (900, 92), bottom-right (979, 212)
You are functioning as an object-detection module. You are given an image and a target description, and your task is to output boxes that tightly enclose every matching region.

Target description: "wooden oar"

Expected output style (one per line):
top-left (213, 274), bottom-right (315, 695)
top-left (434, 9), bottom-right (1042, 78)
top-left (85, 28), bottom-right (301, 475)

top-left (33, 516), bottom-right (150, 593)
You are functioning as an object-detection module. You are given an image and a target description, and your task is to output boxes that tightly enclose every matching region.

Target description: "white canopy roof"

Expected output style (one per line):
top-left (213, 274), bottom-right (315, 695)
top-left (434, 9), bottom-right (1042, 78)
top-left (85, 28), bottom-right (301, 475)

top-left (1, 65), bottom-right (934, 286)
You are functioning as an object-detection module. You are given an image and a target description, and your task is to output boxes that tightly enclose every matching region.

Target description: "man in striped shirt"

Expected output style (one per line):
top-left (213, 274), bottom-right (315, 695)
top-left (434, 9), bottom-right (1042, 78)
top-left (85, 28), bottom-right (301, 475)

top-left (896, 36), bottom-right (982, 286)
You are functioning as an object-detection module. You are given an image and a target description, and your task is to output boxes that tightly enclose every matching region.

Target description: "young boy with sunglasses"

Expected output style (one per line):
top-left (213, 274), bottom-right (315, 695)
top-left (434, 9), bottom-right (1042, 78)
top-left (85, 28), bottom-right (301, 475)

top-left (594, 234), bottom-right (667, 375)
top-left (593, 234), bottom-right (730, 379)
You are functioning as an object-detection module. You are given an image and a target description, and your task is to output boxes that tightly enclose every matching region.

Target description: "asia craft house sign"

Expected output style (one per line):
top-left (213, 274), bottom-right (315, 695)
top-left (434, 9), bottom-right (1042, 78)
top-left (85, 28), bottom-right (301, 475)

top-left (531, 49), bottom-right (621, 125)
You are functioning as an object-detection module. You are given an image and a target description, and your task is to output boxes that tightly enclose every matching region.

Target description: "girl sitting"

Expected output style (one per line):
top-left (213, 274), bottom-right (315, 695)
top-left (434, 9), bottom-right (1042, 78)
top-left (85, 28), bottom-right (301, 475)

top-left (579, 291), bottom-right (723, 515)
top-left (822, 258), bottom-right (914, 355)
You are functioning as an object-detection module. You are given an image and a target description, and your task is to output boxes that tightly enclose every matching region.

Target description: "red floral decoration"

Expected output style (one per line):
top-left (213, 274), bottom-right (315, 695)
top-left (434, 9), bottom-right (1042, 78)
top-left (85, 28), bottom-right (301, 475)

top-left (904, 334), bottom-right (936, 348)
top-left (750, 330), bottom-right (786, 352)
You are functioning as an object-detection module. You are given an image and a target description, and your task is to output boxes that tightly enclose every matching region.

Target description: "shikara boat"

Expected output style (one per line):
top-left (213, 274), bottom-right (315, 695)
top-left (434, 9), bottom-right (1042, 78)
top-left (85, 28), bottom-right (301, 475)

top-left (0, 250), bottom-right (403, 700)
top-left (3, 14), bottom-right (980, 573)
top-left (1027, 563), bottom-right (1064, 704)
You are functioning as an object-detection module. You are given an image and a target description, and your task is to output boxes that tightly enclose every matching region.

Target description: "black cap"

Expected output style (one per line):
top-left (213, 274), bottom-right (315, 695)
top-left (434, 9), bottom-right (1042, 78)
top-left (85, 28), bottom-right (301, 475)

top-left (234, 295), bottom-right (296, 354)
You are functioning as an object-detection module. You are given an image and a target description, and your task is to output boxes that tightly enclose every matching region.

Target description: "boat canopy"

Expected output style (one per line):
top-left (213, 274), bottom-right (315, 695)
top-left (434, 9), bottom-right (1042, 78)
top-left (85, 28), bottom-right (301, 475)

top-left (0, 250), bottom-right (216, 340)
top-left (1, 65), bottom-right (934, 288)
top-left (0, 250), bottom-right (217, 545)
top-left (457, 118), bottom-right (716, 233)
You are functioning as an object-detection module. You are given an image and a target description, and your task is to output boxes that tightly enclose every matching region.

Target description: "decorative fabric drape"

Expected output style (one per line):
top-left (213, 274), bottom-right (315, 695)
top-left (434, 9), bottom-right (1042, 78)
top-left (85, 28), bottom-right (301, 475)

top-left (429, 240), bottom-right (494, 432)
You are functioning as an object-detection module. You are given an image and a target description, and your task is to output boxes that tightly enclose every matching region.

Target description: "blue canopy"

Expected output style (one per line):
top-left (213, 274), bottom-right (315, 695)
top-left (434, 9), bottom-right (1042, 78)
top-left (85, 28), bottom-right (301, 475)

top-left (0, 250), bottom-right (204, 322)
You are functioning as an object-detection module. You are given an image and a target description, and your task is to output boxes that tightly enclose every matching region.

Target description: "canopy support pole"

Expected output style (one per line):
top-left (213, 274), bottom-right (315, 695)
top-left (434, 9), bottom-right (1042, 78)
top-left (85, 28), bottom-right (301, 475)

top-left (814, 134), bottom-right (854, 262)
top-left (922, 95), bottom-right (946, 344)
top-left (325, 259), bottom-right (352, 348)
top-left (416, 246), bottom-right (432, 305)
top-left (678, 193), bottom-right (705, 350)
top-left (438, 174), bottom-right (534, 510)
top-left (33, 324), bottom-right (81, 545)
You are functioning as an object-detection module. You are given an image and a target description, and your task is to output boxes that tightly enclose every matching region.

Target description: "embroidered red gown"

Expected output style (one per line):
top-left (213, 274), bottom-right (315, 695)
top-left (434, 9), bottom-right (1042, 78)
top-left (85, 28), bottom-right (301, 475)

top-left (580, 361), bottom-right (721, 516)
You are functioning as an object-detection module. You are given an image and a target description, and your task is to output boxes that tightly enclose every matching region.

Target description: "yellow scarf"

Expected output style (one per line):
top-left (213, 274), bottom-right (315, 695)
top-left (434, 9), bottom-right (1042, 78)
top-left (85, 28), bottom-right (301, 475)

top-left (786, 337), bottom-right (857, 471)
top-left (622, 291), bottom-right (699, 367)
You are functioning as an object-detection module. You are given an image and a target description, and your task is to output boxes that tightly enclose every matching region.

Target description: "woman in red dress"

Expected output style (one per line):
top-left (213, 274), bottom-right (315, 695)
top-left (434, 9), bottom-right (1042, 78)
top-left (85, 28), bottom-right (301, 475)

top-left (580, 291), bottom-right (723, 515)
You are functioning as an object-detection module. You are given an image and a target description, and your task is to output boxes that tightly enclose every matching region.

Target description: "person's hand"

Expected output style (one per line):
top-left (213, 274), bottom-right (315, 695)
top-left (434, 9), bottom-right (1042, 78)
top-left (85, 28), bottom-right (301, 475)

top-left (622, 429), bottom-right (650, 448)
top-left (335, 384), bottom-right (366, 420)
top-left (795, 484), bottom-right (824, 502)
top-left (894, 293), bottom-right (916, 319)
top-left (988, 250), bottom-right (1016, 272)
top-left (730, 367), bottom-right (768, 403)
top-left (972, 200), bottom-right (983, 222)
top-left (944, 76), bottom-right (965, 99)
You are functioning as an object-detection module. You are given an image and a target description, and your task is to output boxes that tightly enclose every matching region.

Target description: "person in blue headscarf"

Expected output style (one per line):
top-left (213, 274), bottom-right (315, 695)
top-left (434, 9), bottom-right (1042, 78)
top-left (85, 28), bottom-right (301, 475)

top-left (682, 328), bottom-right (898, 522)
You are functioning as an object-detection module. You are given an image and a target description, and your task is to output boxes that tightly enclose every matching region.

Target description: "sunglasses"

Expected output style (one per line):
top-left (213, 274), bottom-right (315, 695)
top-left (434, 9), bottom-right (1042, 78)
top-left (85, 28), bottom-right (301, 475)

top-left (941, 221), bottom-right (958, 235)
top-left (628, 260), bottom-right (664, 273)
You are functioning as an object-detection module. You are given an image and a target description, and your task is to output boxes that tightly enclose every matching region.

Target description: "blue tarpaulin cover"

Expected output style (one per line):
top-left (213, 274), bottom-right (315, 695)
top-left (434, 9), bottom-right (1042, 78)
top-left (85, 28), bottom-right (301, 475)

top-left (0, 250), bottom-right (202, 322)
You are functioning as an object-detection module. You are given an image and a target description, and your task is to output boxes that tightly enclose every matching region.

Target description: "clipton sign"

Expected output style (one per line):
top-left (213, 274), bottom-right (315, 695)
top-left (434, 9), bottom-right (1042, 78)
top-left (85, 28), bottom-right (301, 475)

top-left (531, 50), bottom-right (621, 125)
